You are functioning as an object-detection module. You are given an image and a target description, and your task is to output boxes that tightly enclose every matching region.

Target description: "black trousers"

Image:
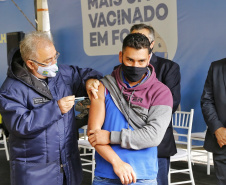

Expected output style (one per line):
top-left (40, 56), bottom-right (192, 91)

top-left (213, 153), bottom-right (226, 185)
top-left (157, 157), bottom-right (170, 185)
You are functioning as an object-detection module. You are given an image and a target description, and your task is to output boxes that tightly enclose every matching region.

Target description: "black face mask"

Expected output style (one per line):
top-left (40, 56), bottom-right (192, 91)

top-left (121, 62), bottom-right (148, 82)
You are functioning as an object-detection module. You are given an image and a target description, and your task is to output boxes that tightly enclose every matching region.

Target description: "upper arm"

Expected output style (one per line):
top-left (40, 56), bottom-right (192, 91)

top-left (201, 63), bottom-right (224, 134)
top-left (87, 83), bottom-right (106, 131)
top-left (201, 64), bottom-right (214, 103)
top-left (164, 63), bottom-right (181, 112)
top-left (60, 65), bottom-right (103, 97)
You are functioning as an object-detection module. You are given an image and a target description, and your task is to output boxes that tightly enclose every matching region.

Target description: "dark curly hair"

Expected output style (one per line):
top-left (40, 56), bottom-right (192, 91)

top-left (122, 33), bottom-right (150, 52)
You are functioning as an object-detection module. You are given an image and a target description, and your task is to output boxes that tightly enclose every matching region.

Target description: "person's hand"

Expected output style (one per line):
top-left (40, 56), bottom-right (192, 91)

top-left (88, 129), bottom-right (110, 147)
top-left (58, 95), bottom-right (75, 114)
top-left (215, 127), bottom-right (226, 148)
top-left (112, 159), bottom-right (136, 185)
top-left (86, 79), bottom-right (100, 99)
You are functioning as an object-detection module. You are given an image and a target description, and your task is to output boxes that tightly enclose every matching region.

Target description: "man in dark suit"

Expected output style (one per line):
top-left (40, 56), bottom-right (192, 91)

top-left (201, 59), bottom-right (226, 185)
top-left (131, 24), bottom-right (181, 185)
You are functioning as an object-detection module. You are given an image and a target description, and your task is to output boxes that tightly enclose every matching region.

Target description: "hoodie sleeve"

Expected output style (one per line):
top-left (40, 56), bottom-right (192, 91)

top-left (111, 86), bottom-right (173, 150)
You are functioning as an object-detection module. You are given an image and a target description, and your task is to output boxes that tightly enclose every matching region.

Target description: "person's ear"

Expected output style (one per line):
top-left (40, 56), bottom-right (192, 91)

top-left (119, 51), bottom-right (123, 64)
top-left (150, 40), bottom-right (155, 50)
top-left (147, 54), bottom-right (151, 64)
top-left (26, 60), bottom-right (35, 70)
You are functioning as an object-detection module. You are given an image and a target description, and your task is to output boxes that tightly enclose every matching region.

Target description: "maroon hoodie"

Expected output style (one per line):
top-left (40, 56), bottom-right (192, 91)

top-left (101, 64), bottom-right (173, 150)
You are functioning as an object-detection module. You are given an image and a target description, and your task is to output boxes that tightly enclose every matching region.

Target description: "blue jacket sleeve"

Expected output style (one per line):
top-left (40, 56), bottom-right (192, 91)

top-left (0, 91), bottom-right (63, 138)
top-left (59, 65), bottom-right (103, 97)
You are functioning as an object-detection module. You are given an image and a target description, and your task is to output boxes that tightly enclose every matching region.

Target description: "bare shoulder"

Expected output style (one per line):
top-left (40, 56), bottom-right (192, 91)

top-left (91, 82), bottom-right (105, 102)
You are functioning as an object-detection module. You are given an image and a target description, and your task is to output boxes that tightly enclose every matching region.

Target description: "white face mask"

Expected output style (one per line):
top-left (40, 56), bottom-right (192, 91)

top-left (37, 63), bottom-right (58, 77)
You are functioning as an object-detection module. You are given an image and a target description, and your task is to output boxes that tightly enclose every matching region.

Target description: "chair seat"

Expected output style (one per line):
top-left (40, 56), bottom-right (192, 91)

top-left (171, 149), bottom-right (188, 161)
top-left (191, 130), bottom-right (212, 175)
top-left (191, 132), bottom-right (206, 139)
top-left (78, 140), bottom-right (92, 147)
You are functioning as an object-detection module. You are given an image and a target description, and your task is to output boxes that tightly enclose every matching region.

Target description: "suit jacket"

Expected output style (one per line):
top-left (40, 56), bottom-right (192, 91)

top-left (201, 58), bottom-right (226, 154)
top-left (150, 53), bottom-right (181, 157)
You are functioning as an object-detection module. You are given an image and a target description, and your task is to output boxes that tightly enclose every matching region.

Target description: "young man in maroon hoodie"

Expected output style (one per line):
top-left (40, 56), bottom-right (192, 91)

top-left (88, 33), bottom-right (173, 185)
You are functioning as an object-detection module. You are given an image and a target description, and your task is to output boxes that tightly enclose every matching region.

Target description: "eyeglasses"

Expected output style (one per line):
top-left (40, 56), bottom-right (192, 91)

top-left (29, 52), bottom-right (60, 67)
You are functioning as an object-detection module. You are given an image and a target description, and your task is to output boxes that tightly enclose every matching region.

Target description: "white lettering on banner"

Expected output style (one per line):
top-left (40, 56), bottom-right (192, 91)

top-left (88, 0), bottom-right (123, 10)
top-left (0, 34), bottom-right (6, 44)
top-left (81, 0), bottom-right (177, 60)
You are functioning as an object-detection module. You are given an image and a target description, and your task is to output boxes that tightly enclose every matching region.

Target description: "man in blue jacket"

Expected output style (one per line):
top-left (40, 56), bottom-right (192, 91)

top-left (130, 24), bottom-right (181, 185)
top-left (0, 31), bottom-right (102, 185)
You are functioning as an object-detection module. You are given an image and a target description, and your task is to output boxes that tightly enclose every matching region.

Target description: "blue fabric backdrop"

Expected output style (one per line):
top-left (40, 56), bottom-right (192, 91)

top-left (1, 0), bottom-right (226, 135)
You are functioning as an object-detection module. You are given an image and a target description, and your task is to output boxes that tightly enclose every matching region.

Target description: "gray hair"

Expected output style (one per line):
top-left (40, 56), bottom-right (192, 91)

top-left (130, 24), bottom-right (155, 42)
top-left (20, 31), bottom-right (53, 62)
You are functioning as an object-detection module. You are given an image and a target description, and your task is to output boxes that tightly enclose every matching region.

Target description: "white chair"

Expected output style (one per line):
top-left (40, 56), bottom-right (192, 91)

top-left (0, 128), bottom-right (9, 161)
top-left (191, 130), bottom-right (212, 175)
top-left (169, 109), bottom-right (195, 185)
top-left (78, 125), bottom-right (95, 182)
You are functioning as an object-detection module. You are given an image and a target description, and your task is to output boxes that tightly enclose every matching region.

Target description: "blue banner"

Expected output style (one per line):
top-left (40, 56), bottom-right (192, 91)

top-left (1, 0), bottom-right (226, 134)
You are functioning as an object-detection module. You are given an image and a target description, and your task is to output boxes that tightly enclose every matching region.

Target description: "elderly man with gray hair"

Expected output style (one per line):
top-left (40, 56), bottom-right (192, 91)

top-left (0, 31), bottom-right (102, 185)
